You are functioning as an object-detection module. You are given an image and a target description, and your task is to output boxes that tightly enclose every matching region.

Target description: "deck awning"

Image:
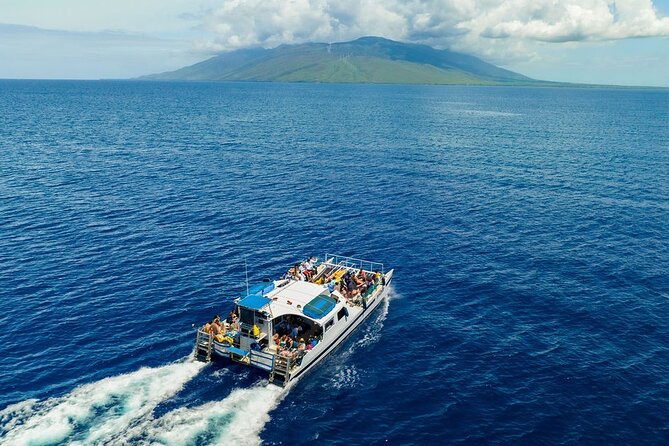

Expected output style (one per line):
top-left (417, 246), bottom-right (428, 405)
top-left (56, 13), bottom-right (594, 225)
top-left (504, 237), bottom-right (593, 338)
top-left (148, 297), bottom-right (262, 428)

top-left (303, 294), bottom-right (337, 320)
top-left (238, 294), bottom-right (271, 310)
top-left (248, 282), bottom-right (275, 296)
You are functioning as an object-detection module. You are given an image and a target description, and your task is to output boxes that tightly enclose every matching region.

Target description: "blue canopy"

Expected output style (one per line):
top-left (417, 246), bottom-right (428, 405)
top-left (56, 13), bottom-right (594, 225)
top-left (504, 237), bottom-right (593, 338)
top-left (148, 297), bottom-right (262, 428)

top-left (303, 294), bottom-right (337, 320)
top-left (247, 282), bottom-right (275, 296)
top-left (238, 294), bottom-right (271, 310)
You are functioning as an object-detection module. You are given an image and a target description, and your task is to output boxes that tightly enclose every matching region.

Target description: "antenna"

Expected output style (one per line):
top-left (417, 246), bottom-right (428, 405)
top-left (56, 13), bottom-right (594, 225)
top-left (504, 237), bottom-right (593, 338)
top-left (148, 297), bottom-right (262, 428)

top-left (245, 257), bottom-right (250, 296)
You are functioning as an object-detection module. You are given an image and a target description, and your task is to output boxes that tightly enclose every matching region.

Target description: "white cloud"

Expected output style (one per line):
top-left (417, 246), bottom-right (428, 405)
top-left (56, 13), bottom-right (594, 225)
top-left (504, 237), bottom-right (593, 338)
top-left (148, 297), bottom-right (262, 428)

top-left (198, 0), bottom-right (410, 51)
top-left (466, 0), bottom-right (669, 42)
top-left (198, 0), bottom-right (669, 58)
top-left (1, 0), bottom-right (667, 82)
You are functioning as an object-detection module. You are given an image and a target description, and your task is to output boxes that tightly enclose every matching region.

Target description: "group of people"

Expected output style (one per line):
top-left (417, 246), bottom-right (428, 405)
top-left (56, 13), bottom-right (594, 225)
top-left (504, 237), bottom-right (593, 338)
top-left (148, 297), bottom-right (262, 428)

top-left (283, 256), bottom-right (382, 306)
top-left (326, 269), bottom-right (380, 304)
top-left (272, 316), bottom-right (320, 361)
top-left (284, 256), bottom-right (318, 282)
top-left (203, 311), bottom-right (240, 343)
top-left (272, 332), bottom-right (320, 360)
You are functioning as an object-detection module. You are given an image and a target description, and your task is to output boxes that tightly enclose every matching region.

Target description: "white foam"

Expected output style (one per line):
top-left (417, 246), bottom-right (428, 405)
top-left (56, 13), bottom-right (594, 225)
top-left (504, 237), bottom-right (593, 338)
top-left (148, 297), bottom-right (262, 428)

top-left (1, 360), bottom-right (204, 446)
top-left (461, 109), bottom-right (522, 117)
top-left (349, 287), bottom-right (397, 352)
top-left (119, 383), bottom-right (285, 446)
top-left (324, 289), bottom-right (395, 389)
top-left (1, 290), bottom-right (397, 445)
top-left (329, 365), bottom-right (361, 390)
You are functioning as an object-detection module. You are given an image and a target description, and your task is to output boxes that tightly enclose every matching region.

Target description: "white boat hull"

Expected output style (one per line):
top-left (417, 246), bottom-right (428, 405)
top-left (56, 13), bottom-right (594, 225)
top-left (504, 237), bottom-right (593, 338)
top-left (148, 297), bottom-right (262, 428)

top-left (285, 276), bottom-right (391, 385)
top-left (195, 258), bottom-right (394, 388)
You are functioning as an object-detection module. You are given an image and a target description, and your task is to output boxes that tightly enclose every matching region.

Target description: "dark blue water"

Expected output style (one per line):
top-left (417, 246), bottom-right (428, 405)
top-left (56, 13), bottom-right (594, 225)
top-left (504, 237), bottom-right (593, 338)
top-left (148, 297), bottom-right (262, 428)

top-left (1, 80), bottom-right (668, 445)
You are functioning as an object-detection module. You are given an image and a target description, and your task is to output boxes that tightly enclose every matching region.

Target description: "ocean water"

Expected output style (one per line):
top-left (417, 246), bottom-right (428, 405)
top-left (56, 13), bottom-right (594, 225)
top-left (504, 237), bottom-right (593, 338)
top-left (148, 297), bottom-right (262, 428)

top-left (0, 80), bottom-right (668, 445)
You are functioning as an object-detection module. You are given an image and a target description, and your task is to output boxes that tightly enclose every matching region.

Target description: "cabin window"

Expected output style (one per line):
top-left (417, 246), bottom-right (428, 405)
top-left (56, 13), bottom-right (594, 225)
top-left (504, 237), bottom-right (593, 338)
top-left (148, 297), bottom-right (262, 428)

top-left (337, 307), bottom-right (348, 321)
top-left (239, 308), bottom-right (255, 326)
top-left (324, 318), bottom-right (335, 332)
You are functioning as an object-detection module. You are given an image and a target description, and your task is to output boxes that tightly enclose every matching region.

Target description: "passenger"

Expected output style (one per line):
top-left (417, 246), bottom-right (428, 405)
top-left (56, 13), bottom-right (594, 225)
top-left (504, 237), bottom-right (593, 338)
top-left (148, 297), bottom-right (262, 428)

top-left (303, 257), bottom-right (317, 280)
top-left (297, 338), bottom-right (306, 352)
top-left (210, 317), bottom-right (222, 336)
top-left (272, 333), bottom-right (280, 345)
top-left (340, 281), bottom-right (349, 298)
top-left (307, 257), bottom-right (318, 276)
top-left (327, 278), bottom-right (337, 294)
top-left (292, 264), bottom-right (305, 281)
top-left (355, 270), bottom-right (366, 284)
top-left (332, 278), bottom-right (343, 295)
top-left (290, 325), bottom-right (302, 340)
top-left (277, 320), bottom-right (289, 336)
top-left (354, 271), bottom-right (368, 294)
top-left (300, 262), bottom-right (313, 281)
top-left (345, 277), bottom-right (360, 302)
top-left (229, 313), bottom-right (240, 331)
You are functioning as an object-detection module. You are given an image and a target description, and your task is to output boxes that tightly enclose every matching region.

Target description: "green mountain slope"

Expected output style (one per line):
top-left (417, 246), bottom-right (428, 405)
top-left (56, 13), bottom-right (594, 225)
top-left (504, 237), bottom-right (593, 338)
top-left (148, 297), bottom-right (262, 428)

top-left (141, 36), bottom-right (537, 85)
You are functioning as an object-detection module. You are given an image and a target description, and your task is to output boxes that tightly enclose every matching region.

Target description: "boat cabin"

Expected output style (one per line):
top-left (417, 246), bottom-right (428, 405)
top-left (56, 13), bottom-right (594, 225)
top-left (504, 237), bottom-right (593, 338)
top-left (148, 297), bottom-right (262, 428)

top-left (194, 254), bottom-right (392, 386)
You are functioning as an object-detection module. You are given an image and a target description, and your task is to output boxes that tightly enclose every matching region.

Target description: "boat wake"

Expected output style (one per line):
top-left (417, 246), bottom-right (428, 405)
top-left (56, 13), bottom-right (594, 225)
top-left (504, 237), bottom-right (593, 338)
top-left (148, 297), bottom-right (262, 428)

top-left (0, 360), bottom-right (204, 445)
top-left (117, 383), bottom-right (285, 446)
top-left (0, 359), bottom-right (286, 446)
top-left (1, 288), bottom-right (397, 445)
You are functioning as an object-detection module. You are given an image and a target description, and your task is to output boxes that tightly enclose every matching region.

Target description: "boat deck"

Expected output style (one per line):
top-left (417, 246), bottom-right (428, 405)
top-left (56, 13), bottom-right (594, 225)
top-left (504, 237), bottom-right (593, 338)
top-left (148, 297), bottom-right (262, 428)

top-left (194, 254), bottom-right (393, 386)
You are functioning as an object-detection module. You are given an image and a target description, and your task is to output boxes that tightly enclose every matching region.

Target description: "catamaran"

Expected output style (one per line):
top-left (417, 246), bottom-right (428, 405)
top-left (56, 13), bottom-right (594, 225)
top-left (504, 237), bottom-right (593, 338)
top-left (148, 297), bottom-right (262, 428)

top-left (194, 254), bottom-right (394, 387)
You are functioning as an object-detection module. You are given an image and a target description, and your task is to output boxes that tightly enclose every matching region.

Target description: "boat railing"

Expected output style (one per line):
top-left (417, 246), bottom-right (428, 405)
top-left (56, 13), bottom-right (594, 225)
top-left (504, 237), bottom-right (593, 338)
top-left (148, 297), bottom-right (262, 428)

top-left (324, 253), bottom-right (385, 274)
top-left (249, 349), bottom-right (275, 372)
top-left (310, 257), bottom-right (334, 283)
top-left (195, 328), bottom-right (213, 361)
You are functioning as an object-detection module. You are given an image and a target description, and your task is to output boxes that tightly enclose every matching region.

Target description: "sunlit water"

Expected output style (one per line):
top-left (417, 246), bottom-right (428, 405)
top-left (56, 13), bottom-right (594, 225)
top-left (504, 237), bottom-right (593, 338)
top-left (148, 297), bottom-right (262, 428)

top-left (0, 80), bottom-right (668, 445)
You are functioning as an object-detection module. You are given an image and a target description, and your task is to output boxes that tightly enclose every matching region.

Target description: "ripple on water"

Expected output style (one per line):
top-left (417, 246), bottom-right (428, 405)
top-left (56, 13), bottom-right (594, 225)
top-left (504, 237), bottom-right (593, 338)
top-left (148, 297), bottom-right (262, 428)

top-left (0, 82), bottom-right (668, 445)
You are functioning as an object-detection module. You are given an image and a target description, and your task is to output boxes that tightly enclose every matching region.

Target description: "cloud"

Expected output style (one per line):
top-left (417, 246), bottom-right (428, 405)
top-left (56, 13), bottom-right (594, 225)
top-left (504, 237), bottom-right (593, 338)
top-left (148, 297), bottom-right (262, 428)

top-left (466, 0), bottom-right (669, 42)
top-left (197, 0), bottom-right (669, 58)
top-left (197, 0), bottom-right (409, 51)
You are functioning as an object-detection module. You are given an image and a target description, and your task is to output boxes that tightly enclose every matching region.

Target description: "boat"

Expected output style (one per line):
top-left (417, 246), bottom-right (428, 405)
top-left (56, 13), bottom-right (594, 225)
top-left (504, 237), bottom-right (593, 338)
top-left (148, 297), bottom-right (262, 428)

top-left (194, 254), bottom-right (394, 387)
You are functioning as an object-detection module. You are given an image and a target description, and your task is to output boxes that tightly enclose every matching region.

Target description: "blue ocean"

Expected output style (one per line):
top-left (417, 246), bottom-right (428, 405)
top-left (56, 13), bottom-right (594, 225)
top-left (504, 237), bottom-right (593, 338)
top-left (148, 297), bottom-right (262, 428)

top-left (0, 80), bottom-right (668, 445)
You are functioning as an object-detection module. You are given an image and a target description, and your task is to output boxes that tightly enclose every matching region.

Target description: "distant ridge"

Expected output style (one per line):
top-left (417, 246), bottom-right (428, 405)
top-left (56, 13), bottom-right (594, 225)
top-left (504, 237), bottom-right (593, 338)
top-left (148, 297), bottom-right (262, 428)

top-left (139, 36), bottom-right (540, 85)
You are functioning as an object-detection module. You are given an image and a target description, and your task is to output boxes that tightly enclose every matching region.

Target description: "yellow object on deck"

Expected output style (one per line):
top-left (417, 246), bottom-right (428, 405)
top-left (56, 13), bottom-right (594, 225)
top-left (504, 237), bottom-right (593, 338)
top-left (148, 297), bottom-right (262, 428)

top-left (334, 269), bottom-right (347, 280)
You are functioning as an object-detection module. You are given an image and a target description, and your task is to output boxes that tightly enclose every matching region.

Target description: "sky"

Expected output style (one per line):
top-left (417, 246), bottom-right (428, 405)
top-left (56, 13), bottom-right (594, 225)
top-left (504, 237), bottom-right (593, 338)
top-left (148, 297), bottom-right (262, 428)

top-left (1, 0), bottom-right (668, 86)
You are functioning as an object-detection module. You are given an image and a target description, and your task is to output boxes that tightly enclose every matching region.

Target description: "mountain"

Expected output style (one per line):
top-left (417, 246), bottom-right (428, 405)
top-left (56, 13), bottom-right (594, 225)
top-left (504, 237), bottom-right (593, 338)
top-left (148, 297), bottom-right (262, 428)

top-left (140, 36), bottom-right (537, 85)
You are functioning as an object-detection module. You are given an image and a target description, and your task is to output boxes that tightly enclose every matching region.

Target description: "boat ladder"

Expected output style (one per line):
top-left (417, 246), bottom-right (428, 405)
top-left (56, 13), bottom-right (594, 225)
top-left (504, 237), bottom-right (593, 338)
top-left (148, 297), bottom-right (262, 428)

top-left (195, 329), bottom-right (213, 362)
top-left (269, 356), bottom-right (292, 386)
